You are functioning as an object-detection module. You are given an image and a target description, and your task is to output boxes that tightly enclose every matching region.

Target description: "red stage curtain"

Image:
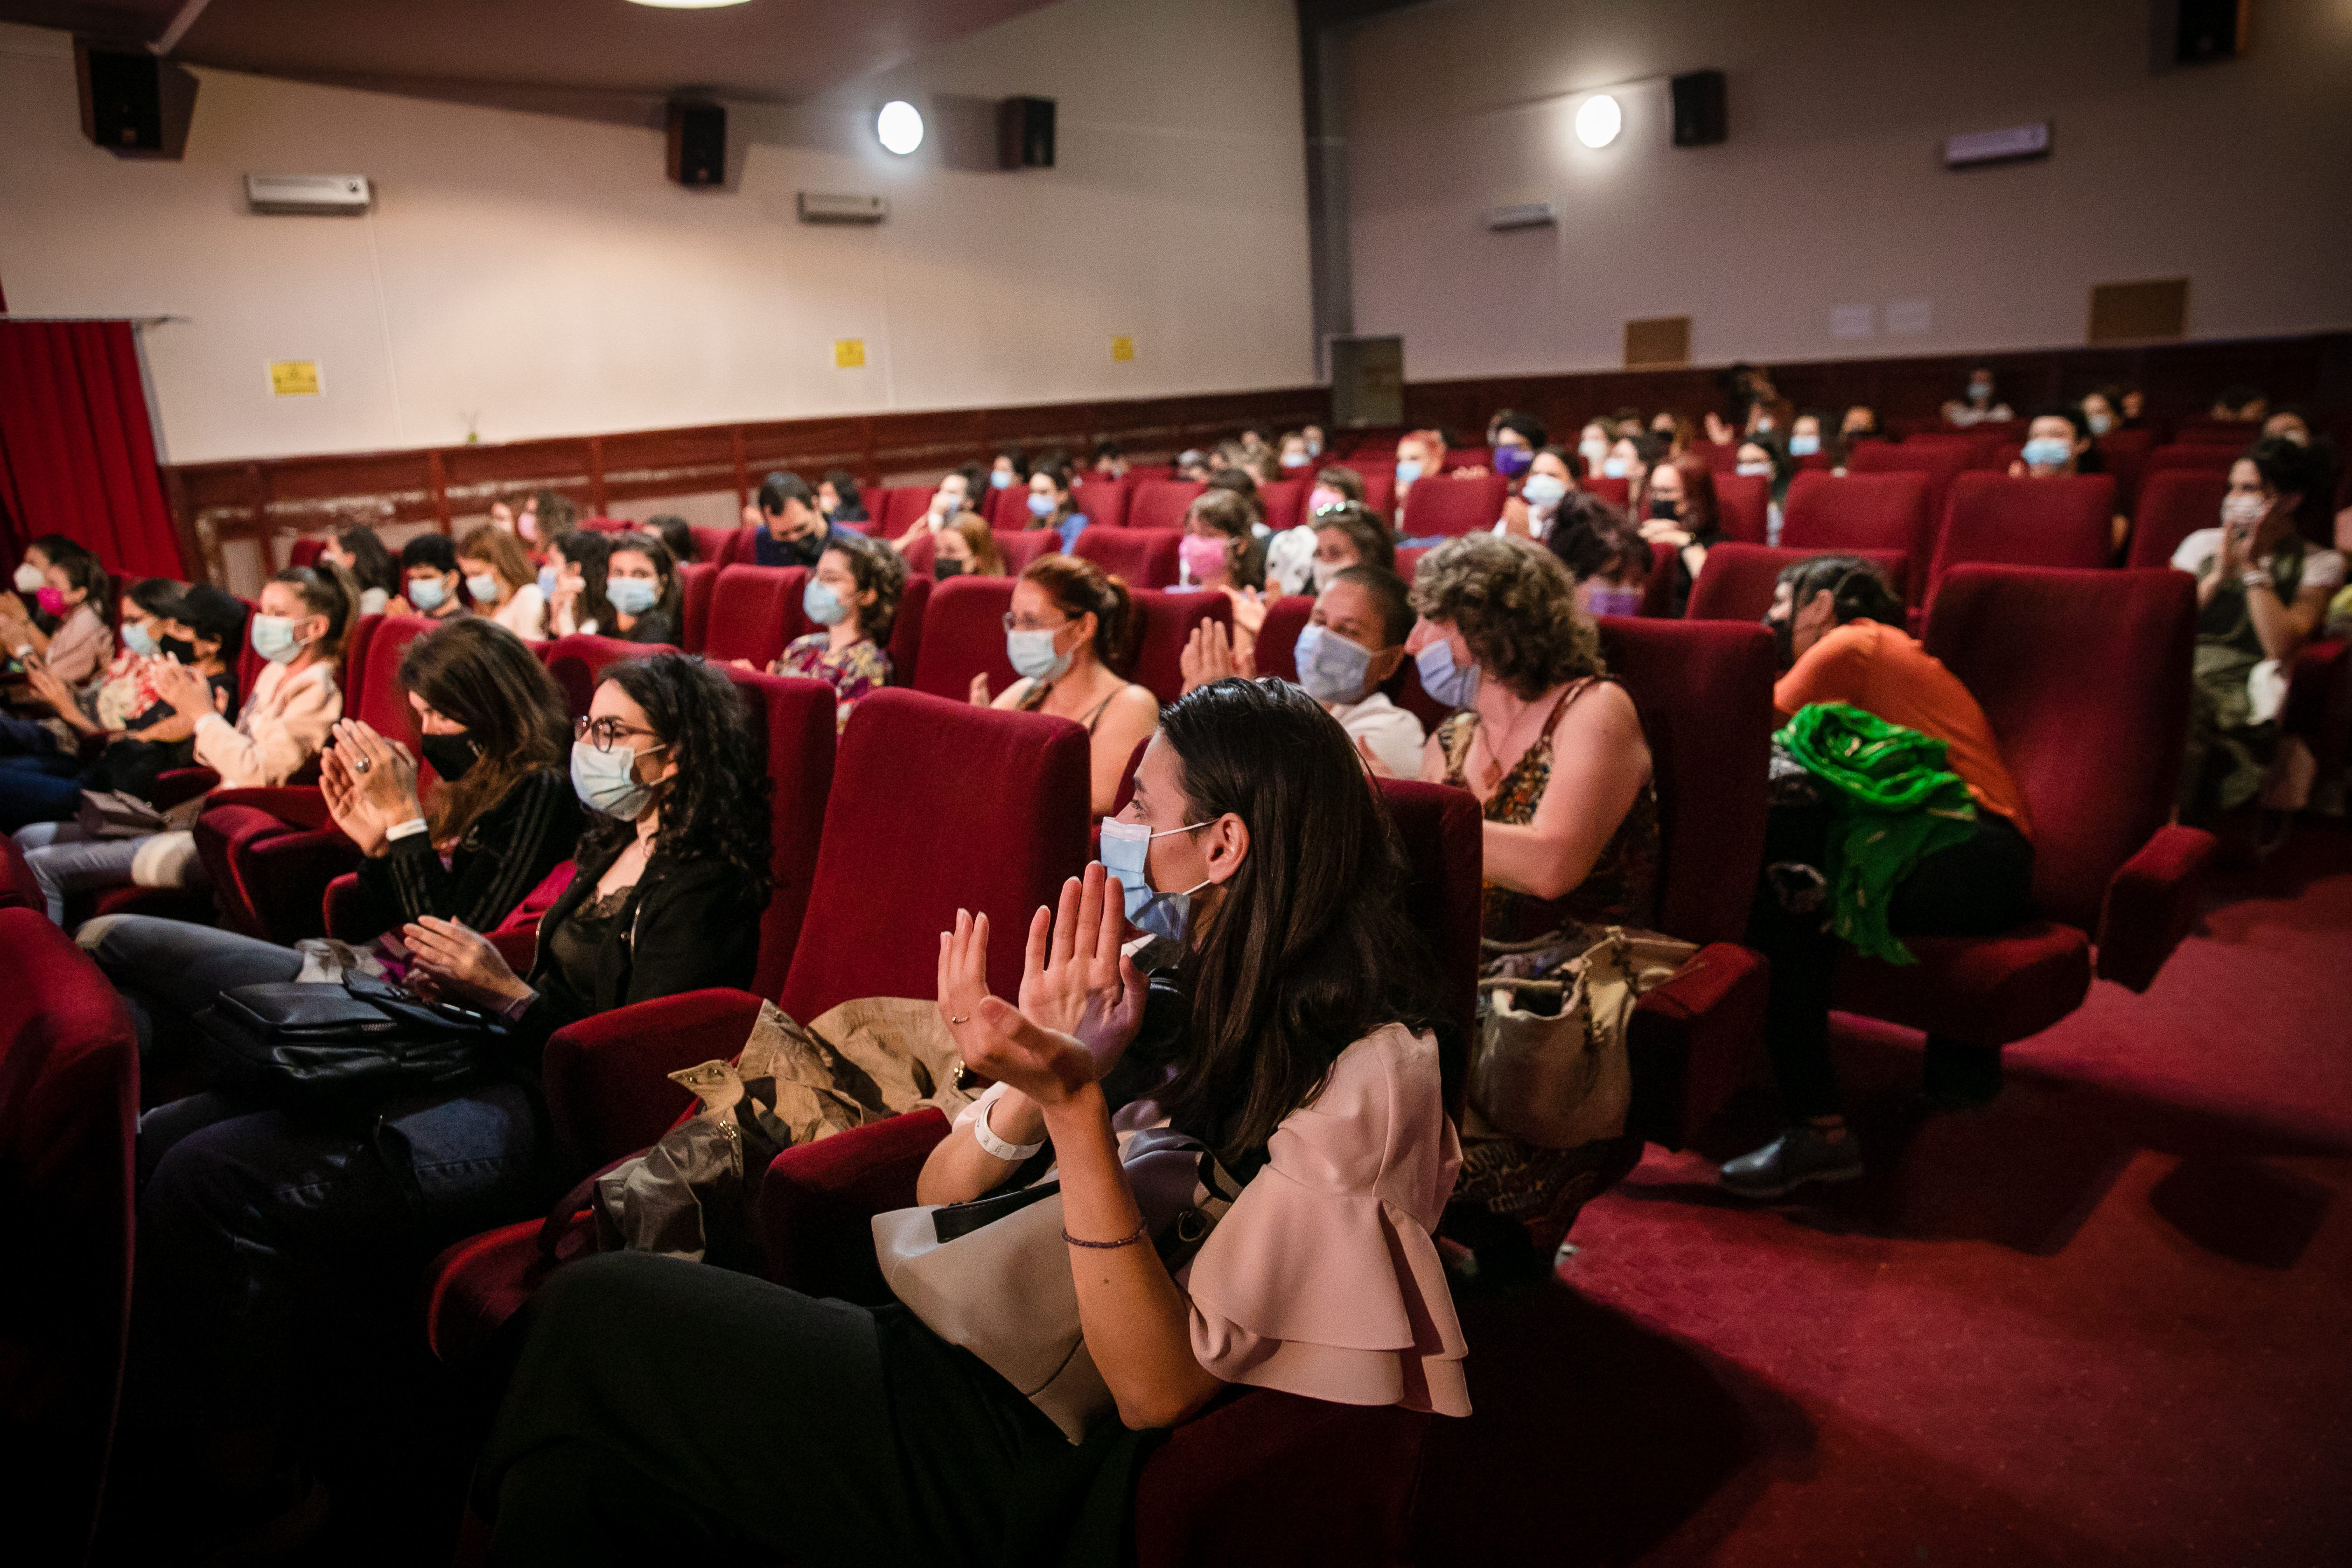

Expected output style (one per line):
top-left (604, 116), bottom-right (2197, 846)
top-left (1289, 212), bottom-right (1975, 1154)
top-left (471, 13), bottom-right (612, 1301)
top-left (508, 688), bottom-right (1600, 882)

top-left (0, 321), bottom-right (186, 579)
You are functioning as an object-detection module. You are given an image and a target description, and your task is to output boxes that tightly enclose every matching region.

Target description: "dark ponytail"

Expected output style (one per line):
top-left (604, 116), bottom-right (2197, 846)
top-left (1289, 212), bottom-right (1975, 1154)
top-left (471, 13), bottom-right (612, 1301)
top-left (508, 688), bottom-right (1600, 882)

top-left (1021, 554), bottom-right (1137, 676)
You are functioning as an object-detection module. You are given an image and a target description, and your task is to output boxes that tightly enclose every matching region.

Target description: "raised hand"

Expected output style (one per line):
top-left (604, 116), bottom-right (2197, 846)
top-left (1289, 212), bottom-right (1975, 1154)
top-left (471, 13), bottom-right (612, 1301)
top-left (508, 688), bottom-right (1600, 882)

top-left (401, 916), bottom-right (531, 1009)
top-left (936, 906), bottom-right (998, 1064)
top-left (332, 718), bottom-right (424, 826)
top-left (968, 672), bottom-right (993, 707)
top-left (1180, 619), bottom-right (1243, 694)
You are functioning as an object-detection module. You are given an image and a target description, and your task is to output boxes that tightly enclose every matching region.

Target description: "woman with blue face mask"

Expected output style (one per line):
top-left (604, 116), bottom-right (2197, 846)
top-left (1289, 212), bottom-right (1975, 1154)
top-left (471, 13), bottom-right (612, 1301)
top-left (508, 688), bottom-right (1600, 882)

top-left (602, 534), bottom-right (684, 646)
top-left (2008, 407), bottom-right (2130, 552)
top-left (458, 524), bottom-right (548, 643)
top-left (1495, 447), bottom-right (1577, 542)
top-left (94, 653), bottom-right (766, 1555)
top-left (972, 554), bottom-right (1160, 813)
top-left (763, 534), bottom-right (904, 732)
top-left (1022, 463), bottom-right (1090, 554)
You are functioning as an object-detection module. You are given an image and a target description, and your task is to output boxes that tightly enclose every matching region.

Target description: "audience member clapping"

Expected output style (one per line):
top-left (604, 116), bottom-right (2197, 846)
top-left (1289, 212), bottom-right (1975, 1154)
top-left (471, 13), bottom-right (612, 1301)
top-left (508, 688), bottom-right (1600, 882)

top-left (2, 536), bottom-right (111, 684)
top-left (1640, 452), bottom-right (1724, 616)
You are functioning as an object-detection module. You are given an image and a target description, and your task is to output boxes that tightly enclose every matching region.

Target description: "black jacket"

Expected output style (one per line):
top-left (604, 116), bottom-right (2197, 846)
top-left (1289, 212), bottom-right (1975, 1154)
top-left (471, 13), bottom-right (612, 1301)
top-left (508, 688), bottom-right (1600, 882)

top-left (502, 836), bottom-right (763, 1076)
top-left (349, 766), bottom-right (581, 941)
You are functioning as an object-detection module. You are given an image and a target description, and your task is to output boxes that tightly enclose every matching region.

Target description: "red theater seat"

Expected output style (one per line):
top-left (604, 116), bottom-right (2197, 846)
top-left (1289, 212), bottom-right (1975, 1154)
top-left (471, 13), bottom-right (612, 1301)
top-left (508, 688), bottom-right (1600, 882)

top-left (1359, 470), bottom-right (1396, 519)
top-left (879, 573), bottom-right (930, 687)
top-left (1926, 473), bottom-right (2116, 610)
top-left (2097, 427), bottom-right (2155, 511)
top-left (1259, 478), bottom-right (1307, 533)
top-left (1586, 476), bottom-right (1629, 510)
top-left (1396, 545), bottom-right (1431, 584)
top-left (998, 529), bottom-right (1058, 573)
top-left (0, 908), bottom-right (140, 1565)
top-left (686, 525), bottom-right (745, 567)
top-left (985, 484), bottom-right (1031, 532)
top-left (2169, 420), bottom-right (2263, 445)
top-left (1128, 479), bottom-right (1207, 532)
top-left (1684, 543), bottom-right (1910, 623)
top-left (1073, 525), bottom-right (1182, 589)
top-left (1071, 478), bottom-right (1130, 530)
top-left (1399, 474), bottom-right (1507, 538)
top-left (1713, 472), bottom-right (1770, 545)
top-left (678, 560), bottom-right (717, 652)
top-left (1130, 588), bottom-right (1233, 704)
top-left (1833, 567), bottom-right (2213, 1066)
top-left (718, 667), bottom-right (838, 999)
top-left (703, 564), bottom-right (808, 668)
top-left (2142, 443), bottom-right (2241, 481)
top-left (870, 487), bottom-right (933, 537)
top-left (1252, 595), bottom-right (1316, 682)
top-left (1779, 471), bottom-right (1936, 601)
top-left (1592, 619), bottom-right (1777, 1146)
top-left (910, 575), bottom-right (1018, 699)
top-left (537, 632), bottom-right (664, 719)
top-left (1846, 439), bottom-right (1969, 520)
top-left (2127, 470), bottom-right (2230, 571)
top-left (1690, 440), bottom-right (1739, 472)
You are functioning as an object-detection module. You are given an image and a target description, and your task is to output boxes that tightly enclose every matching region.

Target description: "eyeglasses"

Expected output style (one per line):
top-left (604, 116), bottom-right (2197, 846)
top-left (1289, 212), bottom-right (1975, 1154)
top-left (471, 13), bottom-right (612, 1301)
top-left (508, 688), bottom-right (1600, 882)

top-left (1309, 502), bottom-right (1361, 520)
top-left (574, 715), bottom-right (661, 752)
top-left (1002, 613), bottom-right (1074, 634)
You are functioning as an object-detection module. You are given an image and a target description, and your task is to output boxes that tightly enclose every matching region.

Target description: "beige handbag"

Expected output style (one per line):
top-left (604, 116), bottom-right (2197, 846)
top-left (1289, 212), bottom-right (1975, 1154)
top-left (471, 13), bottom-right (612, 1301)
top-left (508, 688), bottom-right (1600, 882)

top-left (873, 1127), bottom-right (1240, 1443)
top-left (1466, 925), bottom-right (1696, 1149)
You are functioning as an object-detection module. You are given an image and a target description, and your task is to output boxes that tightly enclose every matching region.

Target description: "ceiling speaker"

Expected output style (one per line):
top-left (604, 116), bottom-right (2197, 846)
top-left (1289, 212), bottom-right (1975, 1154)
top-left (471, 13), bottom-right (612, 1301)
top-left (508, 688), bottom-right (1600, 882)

top-left (1670, 70), bottom-right (1726, 147)
top-left (997, 97), bottom-right (1056, 170)
top-left (75, 37), bottom-right (196, 158)
top-left (666, 100), bottom-right (726, 188)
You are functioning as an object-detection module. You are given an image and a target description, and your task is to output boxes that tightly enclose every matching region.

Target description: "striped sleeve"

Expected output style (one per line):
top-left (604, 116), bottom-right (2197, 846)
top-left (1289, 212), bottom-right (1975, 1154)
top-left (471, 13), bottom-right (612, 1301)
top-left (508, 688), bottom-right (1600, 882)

top-left (381, 769), bottom-right (579, 930)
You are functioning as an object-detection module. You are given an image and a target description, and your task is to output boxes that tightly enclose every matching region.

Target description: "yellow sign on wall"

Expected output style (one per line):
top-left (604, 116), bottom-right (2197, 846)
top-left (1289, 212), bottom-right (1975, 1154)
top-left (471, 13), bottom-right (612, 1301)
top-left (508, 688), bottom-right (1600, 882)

top-left (268, 360), bottom-right (321, 397)
top-left (833, 339), bottom-right (867, 369)
top-left (1109, 335), bottom-right (1135, 363)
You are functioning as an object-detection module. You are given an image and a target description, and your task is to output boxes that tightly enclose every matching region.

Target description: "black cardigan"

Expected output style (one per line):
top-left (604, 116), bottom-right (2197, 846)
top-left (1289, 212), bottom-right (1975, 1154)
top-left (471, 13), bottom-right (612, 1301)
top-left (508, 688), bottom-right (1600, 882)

top-left (500, 836), bottom-right (763, 1077)
top-left (348, 767), bottom-right (581, 940)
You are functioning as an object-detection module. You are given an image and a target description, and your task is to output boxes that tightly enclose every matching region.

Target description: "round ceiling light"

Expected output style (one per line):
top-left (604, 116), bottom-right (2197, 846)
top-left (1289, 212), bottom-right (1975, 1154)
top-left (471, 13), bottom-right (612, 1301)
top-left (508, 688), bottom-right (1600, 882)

top-left (877, 100), bottom-right (924, 156)
top-left (1575, 93), bottom-right (1623, 149)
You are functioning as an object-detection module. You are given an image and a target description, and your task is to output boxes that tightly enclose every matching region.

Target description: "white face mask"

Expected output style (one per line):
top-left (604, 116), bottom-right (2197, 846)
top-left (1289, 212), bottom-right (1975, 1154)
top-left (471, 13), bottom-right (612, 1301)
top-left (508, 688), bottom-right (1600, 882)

top-left (2220, 493), bottom-right (2268, 528)
top-left (1736, 462), bottom-right (1772, 477)
top-left (12, 563), bottom-right (44, 594)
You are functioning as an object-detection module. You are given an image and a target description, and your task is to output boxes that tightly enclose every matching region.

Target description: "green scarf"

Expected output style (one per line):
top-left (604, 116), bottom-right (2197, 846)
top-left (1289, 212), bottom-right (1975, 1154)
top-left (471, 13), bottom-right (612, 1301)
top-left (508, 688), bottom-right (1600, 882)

top-left (1776, 702), bottom-right (1978, 965)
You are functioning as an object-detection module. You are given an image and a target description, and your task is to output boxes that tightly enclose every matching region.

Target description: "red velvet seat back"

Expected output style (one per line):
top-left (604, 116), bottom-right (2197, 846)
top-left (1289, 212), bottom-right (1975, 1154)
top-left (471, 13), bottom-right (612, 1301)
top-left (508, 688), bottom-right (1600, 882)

top-left (900, 531), bottom-right (939, 577)
top-left (1130, 588), bottom-right (1233, 703)
top-left (1684, 543), bottom-right (1909, 623)
top-left (1073, 526), bottom-right (1182, 589)
top-left (910, 575), bottom-right (1018, 699)
top-left (1781, 471), bottom-right (1935, 595)
top-left (984, 485), bottom-right (1031, 532)
top-left (873, 488), bottom-right (935, 536)
top-left (2142, 444), bottom-right (2241, 479)
top-left (2169, 420), bottom-right (2262, 445)
top-left (0, 909), bottom-right (138, 1565)
top-left (1374, 778), bottom-right (1484, 1102)
top-left (1712, 472), bottom-right (1770, 544)
top-left (1441, 445), bottom-right (1492, 472)
top-left (717, 668), bottom-right (837, 999)
top-left (678, 560), bottom-right (718, 653)
top-left (352, 615), bottom-right (435, 755)
top-left (536, 633), bottom-right (666, 721)
top-left (1593, 619), bottom-right (1775, 945)
top-left (1395, 546), bottom-right (1430, 585)
top-left (1129, 480), bottom-right (1207, 532)
top-left (287, 538), bottom-right (325, 569)
top-left (1846, 439), bottom-right (1968, 520)
top-left (2098, 427), bottom-right (2155, 510)
top-left (1928, 472), bottom-right (2116, 610)
top-left (1358, 470), bottom-right (1396, 519)
top-left (703, 564), bottom-right (807, 668)
top-left (781, 689), bottom-right (1090, 1016)
top-left (1399, 474), bottom-right (1507, 538)
top-left (1251, 595), bottom-right (1316, 682)
top-left (880, 573), bottom-right (930, 688)
top-left (1689, 440), bottom-right (1738, 472)
top-left (1585, 476), bottom-right (1628, 510)
top-left (1071, 478), bottom-right (1130, 530)
top-left (997, 530), bottom-right (1058, 573)
top-left (1924, 566), bottom-right (2196, 931)
top-left (1258, 478), bottom-right (1307, 533)
top-left (2127, 470), bottom-right (2229, 570)
top-left (687, 525), bottom-right (743, 567)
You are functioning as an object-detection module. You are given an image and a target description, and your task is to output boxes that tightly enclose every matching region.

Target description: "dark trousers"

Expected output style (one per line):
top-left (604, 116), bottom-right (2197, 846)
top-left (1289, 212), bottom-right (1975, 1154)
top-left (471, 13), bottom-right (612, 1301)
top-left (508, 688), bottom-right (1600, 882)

top-left (0, 748), bottom-right (87, 833)
top-left (1746, 803), bottom-right (2034, 1118)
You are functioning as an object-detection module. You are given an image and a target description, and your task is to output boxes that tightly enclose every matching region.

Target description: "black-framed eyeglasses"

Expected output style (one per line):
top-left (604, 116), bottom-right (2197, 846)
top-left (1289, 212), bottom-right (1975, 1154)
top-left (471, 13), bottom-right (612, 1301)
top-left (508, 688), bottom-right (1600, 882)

top-left (574, 715), bottom-right (661, 752)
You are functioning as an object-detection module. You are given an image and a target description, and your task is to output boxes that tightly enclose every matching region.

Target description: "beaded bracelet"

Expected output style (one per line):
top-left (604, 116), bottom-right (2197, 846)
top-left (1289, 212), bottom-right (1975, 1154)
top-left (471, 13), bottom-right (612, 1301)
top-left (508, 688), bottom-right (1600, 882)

top-left (1062, 1220), bottom-right (1150, 1250)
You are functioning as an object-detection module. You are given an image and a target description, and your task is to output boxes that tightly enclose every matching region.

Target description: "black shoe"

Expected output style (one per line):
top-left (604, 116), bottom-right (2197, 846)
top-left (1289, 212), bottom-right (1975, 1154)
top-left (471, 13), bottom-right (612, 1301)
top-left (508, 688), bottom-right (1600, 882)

top-left (1719, 1125), bottom-right (1864, 1199)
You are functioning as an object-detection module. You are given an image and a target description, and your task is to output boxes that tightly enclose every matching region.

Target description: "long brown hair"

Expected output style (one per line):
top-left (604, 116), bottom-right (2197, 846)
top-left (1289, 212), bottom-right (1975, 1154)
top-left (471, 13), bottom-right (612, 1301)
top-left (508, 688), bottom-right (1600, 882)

top-left (1021, 554), bottom-right (1136, 676)
top-left (396, 618), bottom-right (569, 840)
top-left (457, 525), bottom-right (536, 595)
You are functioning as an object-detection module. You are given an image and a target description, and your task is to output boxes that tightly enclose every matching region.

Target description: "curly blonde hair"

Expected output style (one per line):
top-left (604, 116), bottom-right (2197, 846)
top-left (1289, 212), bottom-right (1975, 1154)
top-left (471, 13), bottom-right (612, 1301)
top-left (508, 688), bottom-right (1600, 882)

top-left (1409, 532), bottom-right (1603, 699)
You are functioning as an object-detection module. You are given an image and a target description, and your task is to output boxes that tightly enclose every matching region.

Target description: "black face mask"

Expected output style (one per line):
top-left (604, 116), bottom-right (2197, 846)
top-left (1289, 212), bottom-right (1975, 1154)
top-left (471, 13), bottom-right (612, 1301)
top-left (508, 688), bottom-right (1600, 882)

top-left (774, 529), bottom-right (825, 567)
top-left (157, 635), bottom-right (197, 664)
top-left (420, 730), bottom-right (481, 781)
top-left (934, 558), bottom-right (966, 580)
top-left (1764, 612), bottom-right (1796, 671)
top-left (1650, 496), bottom-right (1680, 521)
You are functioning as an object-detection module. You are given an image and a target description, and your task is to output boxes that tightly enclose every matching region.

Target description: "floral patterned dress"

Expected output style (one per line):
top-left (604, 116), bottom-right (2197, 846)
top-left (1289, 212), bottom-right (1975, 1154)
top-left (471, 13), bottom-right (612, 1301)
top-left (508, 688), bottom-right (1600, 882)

top-left (777, 633), bottom-right (891, 733)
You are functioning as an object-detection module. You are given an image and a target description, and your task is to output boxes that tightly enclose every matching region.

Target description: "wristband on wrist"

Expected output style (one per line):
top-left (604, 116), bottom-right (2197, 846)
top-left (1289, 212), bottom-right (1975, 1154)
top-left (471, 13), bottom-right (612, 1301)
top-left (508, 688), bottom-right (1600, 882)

top-left (2240, 568), bottom-right (2274, 591)
top-left (384, 817), bottom-right (429, 841)
top-left (499, 988), bottom-right (536, 1023)
top-left (971, 1094), bottom-right (1046, 1162)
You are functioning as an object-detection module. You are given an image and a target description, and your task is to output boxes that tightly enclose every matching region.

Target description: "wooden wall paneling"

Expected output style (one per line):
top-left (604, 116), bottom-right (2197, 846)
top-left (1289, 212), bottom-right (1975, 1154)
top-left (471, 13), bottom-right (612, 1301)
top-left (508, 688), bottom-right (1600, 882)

top-left (598, 425), bottom-right (738, 509)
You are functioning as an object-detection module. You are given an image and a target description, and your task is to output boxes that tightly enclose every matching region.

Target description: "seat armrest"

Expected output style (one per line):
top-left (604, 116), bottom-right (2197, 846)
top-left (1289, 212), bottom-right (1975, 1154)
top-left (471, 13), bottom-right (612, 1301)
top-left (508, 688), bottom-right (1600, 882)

top-left (148, 768), bottom-right (219, 808)
top-left (2094, 825), bottom-right (2216, 993)
top-left (757, 1108), bottom-right (951, 1300)
top-left (2279, 637), bottom-right (2348, 736)
top-left (540, 988), bottom-right (770, 1166)
top-left (1626, 942), bottom-right (1770, 1149)
top-left (205, 785), bottom-right (334, 830)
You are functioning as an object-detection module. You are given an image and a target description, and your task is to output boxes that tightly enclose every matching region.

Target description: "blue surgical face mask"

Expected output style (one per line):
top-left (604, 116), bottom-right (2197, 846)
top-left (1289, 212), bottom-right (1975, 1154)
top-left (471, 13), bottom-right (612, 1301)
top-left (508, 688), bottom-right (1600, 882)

top-left (1494, 445), bottom-right (1532, 477)
top-left (1280, 451), bottom-right (1310, 469)
top-left (608, 576), bottom-right (659, 616)
top-left (1007, 626), bottom-right (1071, 682)
top-left (122, 621), bottom-right (159, 659)
top-left (538, 565), bottom-right (559, 599)
top-left (1414, 634), bottom-right (1479, 709)
top-left (2086, 412), bottom-right (2114, 436)
top-left (466, 573), bottom-right (501, 604)
top-left (990, 469), bottom-right (1014, 490)
top-left (1521, 474), bottom-right (1568, 511)
top-left (1787, 434), bottom-right (1821, 457)
top-left (1602, 457), bottom-right (1630, 479)
top-left (2021, 436), bottom-right (2074, 470)
top-left (407, 576), bottom-right (447, 612)
top-left (251, 614), bottom-right (308, 665)
top-left (1395, 459), bottom-right (1424, 484)
top-left (1098, 818), bottom-right (1213, 945)
top-left (570, 738), bottom-right (664, 819)
top-left (803, 577), bottom-right (849, 627)
top-left (1736, 462), bottom-right (1773, 477)
top-left (1026, 492), bottom-right (1056, 519)
top-left (1293, 622), bottom-right (1377, 705)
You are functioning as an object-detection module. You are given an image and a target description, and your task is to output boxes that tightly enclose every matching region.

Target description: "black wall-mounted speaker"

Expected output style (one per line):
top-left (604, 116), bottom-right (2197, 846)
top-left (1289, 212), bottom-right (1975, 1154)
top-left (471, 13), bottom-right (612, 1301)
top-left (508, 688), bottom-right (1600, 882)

top-left (2176, 0), bottom-right (2251, 63)
top-left (666, 100), bottom-right (726, 187)
top-left (996, 97), bottom-right (1056, 169)
top-left (75, 37), bottom-right (196, 158)
top-left (1670, 69), bottom-right (1727, 147)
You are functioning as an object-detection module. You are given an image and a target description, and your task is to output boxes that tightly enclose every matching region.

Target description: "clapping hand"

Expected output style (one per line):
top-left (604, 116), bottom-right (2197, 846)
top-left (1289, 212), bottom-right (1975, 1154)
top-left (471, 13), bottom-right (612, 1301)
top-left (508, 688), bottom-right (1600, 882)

top-left (402, 916), bottom-right (531, 1010)
top-left (25, 660), bottom-right (78, 718)
top-left (1179, 619), bottom-right (1253, 694)
top-left (331, 718), bottom-right (423, 819)
top-left (1227, 585), bottom-right (1267, 638)
top-left (968, 672), bottom-right (993, 706)
top-left (320, 742), bottom-right (387, 854)
top-left (149, 655), bottom-right (219, 722)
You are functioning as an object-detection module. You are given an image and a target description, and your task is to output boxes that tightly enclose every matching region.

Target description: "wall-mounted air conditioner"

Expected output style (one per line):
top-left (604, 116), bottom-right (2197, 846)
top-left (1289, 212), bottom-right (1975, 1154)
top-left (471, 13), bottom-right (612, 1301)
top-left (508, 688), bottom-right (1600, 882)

top-left (797, 192), bottom-right (888, 224)
top-left (245, 175), bottom-right (372, 214)
top-left (1484, 202), bottom-right (1556, 231)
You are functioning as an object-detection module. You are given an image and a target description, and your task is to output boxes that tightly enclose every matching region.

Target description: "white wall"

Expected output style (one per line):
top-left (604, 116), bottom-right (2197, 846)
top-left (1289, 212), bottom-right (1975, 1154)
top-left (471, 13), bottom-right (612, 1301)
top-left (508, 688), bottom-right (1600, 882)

top-left (1339, 0), bottom-right (2352, 383)
top-left (0, 0), bottom-right (1314, 465)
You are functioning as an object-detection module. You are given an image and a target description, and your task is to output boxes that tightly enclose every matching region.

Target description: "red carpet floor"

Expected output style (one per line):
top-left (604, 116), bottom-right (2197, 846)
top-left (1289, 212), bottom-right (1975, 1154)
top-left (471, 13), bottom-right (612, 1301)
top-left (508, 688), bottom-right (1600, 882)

top-left (1418, 823), bottom-right (2352, 1568)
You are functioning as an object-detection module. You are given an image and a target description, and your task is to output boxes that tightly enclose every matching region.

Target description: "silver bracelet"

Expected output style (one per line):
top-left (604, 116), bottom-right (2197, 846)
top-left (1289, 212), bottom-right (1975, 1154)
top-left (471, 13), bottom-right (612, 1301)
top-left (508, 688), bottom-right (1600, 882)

top-left (2240, 568), bottom-right (2275, 591)
top-left (971, 1096), bottom-right (1045, 1163)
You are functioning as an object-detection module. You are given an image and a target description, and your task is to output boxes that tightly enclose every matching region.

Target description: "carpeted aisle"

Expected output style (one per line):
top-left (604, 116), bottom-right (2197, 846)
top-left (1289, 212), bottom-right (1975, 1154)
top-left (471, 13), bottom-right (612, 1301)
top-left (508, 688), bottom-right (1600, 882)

top-left (1418, 825), bottom-right (2352, 1567)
